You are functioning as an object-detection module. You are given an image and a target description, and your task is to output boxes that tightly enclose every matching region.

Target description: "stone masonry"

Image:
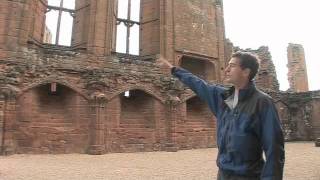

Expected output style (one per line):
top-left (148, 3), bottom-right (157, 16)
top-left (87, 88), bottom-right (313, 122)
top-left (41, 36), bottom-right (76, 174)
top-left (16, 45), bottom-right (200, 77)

top-left (0, 0), bottom-right (226, 155)
top-left (287, 43), bottom-right (309, 92)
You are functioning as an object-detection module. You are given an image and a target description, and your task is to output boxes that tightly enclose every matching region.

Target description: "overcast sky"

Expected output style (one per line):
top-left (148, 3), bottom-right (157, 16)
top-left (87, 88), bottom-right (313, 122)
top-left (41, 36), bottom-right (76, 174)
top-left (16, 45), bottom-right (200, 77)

top-left (223, 0), bottom-right (320, 91)
top-left (46, 0), bottom-right (319, 91)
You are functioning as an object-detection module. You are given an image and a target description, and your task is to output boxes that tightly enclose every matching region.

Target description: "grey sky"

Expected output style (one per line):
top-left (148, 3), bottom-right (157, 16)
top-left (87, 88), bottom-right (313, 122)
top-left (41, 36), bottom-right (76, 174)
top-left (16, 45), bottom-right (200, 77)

top-left (223, 0), bottom-right (320, 91)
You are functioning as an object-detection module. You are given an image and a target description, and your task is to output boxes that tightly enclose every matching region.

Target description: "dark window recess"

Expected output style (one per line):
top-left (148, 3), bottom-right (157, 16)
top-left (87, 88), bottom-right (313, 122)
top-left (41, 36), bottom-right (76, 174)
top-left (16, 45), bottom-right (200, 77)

top-left (180, 56), bottom-right (216, 81)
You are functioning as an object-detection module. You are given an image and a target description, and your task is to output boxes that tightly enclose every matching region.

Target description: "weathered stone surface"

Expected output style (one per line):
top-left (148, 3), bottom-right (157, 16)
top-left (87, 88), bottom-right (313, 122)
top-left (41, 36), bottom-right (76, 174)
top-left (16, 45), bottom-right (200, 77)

top-left (0, 0), bottom-right (225, 155)
top-left (287, 43), bottom-right (309, 92)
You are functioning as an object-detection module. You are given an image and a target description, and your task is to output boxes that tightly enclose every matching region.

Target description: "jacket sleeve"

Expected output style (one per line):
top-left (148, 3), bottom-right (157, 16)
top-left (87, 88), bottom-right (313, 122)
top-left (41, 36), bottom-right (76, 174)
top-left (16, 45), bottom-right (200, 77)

top-left (172, 67), bottom-right (224, 116)
top-left (259, 98), bottom-right (285, 180)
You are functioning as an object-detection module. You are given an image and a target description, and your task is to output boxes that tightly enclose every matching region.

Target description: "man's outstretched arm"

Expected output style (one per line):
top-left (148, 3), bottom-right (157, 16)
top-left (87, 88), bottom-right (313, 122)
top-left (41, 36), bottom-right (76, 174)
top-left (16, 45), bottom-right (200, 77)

top-left (157, 56), bottom-right (225, 116)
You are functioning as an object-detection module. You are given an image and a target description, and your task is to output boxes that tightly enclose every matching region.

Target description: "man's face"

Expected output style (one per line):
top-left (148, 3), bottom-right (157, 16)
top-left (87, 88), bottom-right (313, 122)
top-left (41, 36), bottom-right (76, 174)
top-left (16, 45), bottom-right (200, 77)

top-left (224, 57), bottom-right (249, 85)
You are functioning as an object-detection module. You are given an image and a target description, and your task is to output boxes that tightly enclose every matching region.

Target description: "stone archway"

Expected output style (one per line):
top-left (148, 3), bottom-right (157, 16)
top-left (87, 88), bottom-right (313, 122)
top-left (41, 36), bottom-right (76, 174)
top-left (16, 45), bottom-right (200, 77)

top-left (15, 83), bottom-right (90, 154)
top-left (177, 96), bottom-right (216, 149)
top-left (106, 89), bottom-right (166, 153)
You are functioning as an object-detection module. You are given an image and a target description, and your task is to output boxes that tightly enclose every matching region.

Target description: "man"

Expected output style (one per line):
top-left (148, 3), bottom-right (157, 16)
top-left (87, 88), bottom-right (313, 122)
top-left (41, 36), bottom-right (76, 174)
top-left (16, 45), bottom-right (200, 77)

top-left (157, 52), bottom-right (285, 180)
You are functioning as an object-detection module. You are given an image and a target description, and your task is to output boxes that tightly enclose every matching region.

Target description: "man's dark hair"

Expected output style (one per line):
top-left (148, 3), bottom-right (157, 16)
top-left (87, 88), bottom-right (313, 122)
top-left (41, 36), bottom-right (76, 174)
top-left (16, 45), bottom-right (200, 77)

top-left (231, 51), bottom-right (260, 81)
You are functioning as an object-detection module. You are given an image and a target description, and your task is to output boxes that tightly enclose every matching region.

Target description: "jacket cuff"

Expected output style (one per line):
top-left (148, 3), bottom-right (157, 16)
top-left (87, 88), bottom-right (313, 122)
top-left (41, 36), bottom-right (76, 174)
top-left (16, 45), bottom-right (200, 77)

top-left (171, 66), bottom-right (177, 75)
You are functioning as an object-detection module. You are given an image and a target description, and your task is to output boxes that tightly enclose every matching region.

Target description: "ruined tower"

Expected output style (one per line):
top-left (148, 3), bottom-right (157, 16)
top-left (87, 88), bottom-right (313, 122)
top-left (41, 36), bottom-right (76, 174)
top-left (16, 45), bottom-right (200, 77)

top-left (253, 46), bottom-right (280, 92)
top-left (287, 43), bottom-right (309, 92)
top-left (0, 0), bottom-right (226, 155)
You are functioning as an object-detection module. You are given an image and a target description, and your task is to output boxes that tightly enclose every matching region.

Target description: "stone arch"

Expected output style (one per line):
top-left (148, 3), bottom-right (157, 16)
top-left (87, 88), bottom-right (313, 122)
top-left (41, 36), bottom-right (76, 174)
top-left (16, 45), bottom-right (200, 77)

top-left (185, 96), bottom-right (215, 127)
top-left (108, 86), bottom-right (165, 104)
top-left (176, 95), bottom-right (217, 149)
top-left (19, 80), bottom-right (89, 100)
top-left (179, 94), bottom-right (198, 105)
top-left (14, 82), bottom-right (91, 154)
top-left (106, 88), bottom-right (166, 152)
top-left (119, 89), bottom-right (157, 128)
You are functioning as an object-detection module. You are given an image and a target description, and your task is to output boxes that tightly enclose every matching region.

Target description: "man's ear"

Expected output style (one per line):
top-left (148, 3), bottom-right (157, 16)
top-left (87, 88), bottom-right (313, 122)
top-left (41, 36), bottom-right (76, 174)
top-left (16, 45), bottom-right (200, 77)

top-left (243, 68), bottom-right (251, 79)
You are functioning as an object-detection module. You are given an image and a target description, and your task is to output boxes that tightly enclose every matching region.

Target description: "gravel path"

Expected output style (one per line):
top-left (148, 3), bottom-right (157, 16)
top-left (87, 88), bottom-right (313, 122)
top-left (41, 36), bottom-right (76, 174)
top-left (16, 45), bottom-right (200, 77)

top-left (0, 142), bottom-right (319, 180)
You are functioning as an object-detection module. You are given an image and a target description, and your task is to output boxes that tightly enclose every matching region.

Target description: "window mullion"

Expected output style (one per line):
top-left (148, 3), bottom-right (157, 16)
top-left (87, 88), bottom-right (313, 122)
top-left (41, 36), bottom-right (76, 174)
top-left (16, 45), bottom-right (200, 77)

top-left (126, 0), bottom-right (131, 54)
top-left (55, 0), bottom-right (64, 45)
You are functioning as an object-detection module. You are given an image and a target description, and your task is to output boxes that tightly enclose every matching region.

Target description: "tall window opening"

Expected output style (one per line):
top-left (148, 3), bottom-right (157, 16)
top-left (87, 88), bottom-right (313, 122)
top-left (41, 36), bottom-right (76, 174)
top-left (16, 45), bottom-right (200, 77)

top-left (116, 0), bottom-right (140, 55)
top-left (44, 0), bottom-right (75, 46)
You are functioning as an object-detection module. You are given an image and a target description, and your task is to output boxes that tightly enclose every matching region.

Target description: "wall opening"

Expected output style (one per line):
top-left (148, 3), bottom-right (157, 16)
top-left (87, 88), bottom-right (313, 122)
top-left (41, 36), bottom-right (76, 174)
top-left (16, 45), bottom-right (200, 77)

top-left (180, 56), bottom-right (216, 81)
top-left (186, 97), bottom-right (214, 128)
top-left (120, 90), bottom-right (155, 128)
top-left (176, 96), bottom-right (216, 149)
top-left (15, 83), bottom-right (90, 153)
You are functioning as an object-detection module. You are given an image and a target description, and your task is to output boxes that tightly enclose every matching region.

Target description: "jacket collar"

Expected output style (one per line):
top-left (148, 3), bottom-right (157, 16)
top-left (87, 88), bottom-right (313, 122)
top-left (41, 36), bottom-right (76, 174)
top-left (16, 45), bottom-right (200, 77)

top-left (222, 81), bottom-right (256, 102)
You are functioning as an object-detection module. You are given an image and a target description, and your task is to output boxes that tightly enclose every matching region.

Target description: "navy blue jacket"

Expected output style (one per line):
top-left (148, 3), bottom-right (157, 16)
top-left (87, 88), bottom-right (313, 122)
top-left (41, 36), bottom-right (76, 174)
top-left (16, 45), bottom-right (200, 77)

top-left (172, 67), bottom-right (285, 180)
